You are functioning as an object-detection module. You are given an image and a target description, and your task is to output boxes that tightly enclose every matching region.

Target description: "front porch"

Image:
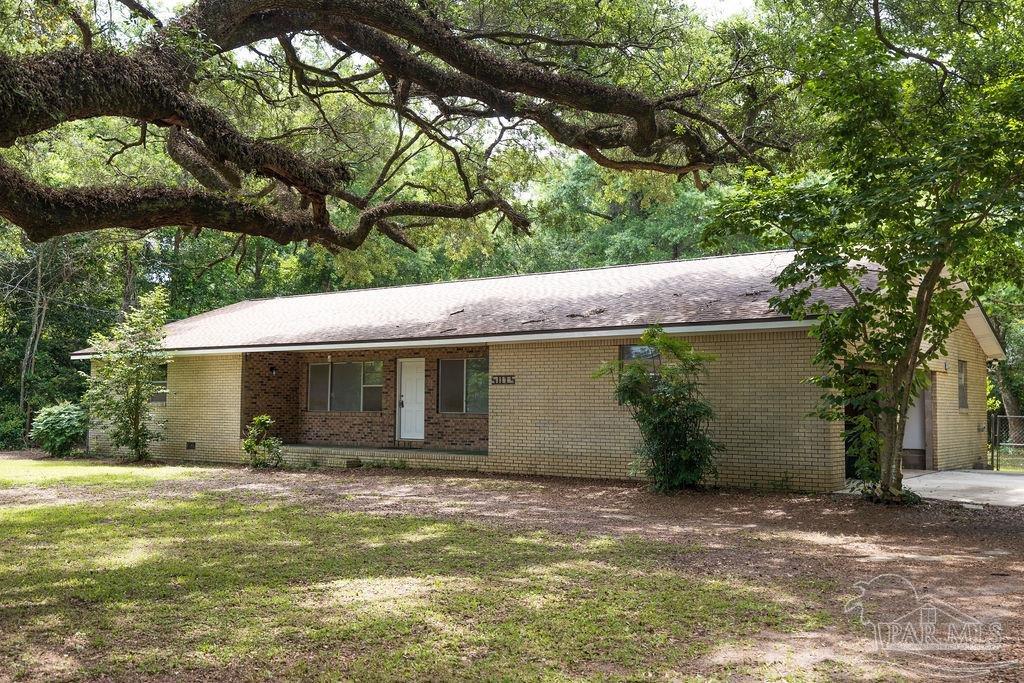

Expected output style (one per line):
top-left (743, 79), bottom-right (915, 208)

top-left (280, 443), bottom-right (489, 471)
top-left (241, 346), bottom-right (490, 454)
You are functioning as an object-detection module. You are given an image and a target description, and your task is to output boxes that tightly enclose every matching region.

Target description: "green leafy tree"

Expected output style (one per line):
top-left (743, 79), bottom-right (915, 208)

top-left (29, 401), bottom-right (87, 457)
top-left (596, 326), bottom-right (721, 493)
top-left (982, 284), bottom-right (1024, 421)
top-left (82, 289), bottom-right (169, 461)
top-left (714, 0), bottom-right (1024, 501)
top-left (0, 0), bottom-right (790, 252)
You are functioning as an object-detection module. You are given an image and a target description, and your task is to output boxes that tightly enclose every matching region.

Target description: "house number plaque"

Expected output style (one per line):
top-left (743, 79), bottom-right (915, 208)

top-left (491, 375), bottom-right (516, 385)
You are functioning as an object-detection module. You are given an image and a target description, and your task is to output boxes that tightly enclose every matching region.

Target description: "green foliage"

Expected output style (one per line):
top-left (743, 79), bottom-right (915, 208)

top-left (2, 0), bottom-right (1023, 506)
top-left (712, 0), bottom-right (1024, 501)
top-left (242, 414), bottom-right (283, 469)
top-left (0, 229), bottom-right (120, 448)
top-left (482, 158), bottom-right (765, 274)
top-left (0, 146), bottom-right (760, 441)
top-left (81, 289), bottom-right (169, 462)
top-left (596, 326), bottom-right (721, 492)
top-left (28, 401), bottom-right (86, 457)
top-left (987, 378), bottom-right (1002, 414)
top-left (0, 404), bottom-right (25, 450)
top-left (983, 283), bottom-right (1024, 415)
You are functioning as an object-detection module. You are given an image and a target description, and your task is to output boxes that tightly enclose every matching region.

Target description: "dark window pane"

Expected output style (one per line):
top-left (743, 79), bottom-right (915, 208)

top-left (308, 363), bottom-right (330, 411)
top-left (331, 362), bottom-right (362, 411)
top-left (620, 345), bottom-right (660, 362)
top-left (363, 360), bottom-right (383, 386)
top-left (465, 358), bottom-right (488, 414)
top-left (149, 363), bottom-right (168, 403)
top-left (958, 360), bottom-right (968, 409)
top-left (362, 386), bottom-right (383, 411)
top-left (438, 359), bottom-right (465, 412)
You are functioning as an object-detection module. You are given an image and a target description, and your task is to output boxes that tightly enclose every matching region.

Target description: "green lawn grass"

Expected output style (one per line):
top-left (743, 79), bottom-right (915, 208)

top-left (0, 457), bottom-right (210, 489)
top-left (0, 459), bottom-right (831, 681)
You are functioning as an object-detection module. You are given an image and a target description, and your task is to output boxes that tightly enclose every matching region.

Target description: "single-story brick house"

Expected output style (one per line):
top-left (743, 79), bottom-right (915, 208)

top-left (74, 250), bottom-right (1003, 492)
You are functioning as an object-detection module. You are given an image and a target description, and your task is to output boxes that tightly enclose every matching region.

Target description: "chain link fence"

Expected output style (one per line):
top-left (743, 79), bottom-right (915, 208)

top-left (990, 415), bottom-right (1024, 471)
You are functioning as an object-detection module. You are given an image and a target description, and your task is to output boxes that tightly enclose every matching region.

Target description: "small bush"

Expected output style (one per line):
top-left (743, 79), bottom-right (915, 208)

top-left (242, 414), bottom-right (283, 469)
top-left (30, 402), bottom-right (88, 457)
top-left (81, 288), bottom-right (169, 461)
top-left (596, 326), bottom-right (722, 493)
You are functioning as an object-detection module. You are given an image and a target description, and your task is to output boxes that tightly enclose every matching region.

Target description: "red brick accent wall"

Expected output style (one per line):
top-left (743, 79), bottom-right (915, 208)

top-left (242, 347), bottom-right (488, 452)
top-left (241, 353), bottom-right (303, 441)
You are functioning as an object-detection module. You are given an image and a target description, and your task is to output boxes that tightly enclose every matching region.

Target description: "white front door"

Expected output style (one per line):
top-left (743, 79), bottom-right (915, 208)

top-left (398, 358), bottom-right (425, 440)
top-left (903, 394), bottom-right (926, 451)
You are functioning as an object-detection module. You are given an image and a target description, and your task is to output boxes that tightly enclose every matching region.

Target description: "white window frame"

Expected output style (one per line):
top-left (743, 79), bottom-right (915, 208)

top-left (358, 361), bottom-right (384, 412)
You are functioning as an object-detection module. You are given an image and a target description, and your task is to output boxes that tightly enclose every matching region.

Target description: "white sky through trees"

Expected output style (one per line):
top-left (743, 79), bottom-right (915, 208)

top-left (148, 0), bottom-right (756, 22)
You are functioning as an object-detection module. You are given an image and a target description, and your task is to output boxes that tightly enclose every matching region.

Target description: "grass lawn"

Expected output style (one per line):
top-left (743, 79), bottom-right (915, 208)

top-left (0, 457), bottom-right (834, 681)
top-left (10, 455), bottom-right (1022, 681)
top-left (0, 457), bottom-right (209, 489)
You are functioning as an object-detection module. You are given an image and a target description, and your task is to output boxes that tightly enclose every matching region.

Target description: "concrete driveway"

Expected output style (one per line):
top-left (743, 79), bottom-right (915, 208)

top-left (904, 469), bottom-right (1024, 507)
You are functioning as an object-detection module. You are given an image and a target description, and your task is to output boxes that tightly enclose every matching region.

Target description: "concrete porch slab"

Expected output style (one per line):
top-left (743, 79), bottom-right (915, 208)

top-left (281, 443), bottom-right (487, 471)
top-left (903, 469), bottom-right (1024, 507)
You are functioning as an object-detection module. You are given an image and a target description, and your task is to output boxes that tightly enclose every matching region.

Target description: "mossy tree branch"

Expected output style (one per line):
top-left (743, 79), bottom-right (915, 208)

top-left (0, 0), bottom-right (784, 249)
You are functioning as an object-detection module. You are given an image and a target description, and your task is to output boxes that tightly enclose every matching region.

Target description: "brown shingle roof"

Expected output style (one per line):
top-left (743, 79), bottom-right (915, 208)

top-left (74, 250), bottom-right (848, 355)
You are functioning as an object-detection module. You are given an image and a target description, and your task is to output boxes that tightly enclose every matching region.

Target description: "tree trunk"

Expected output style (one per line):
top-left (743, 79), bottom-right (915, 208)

top-left (872, 256), bottom-right (947, 503)
top-left (993, 362), bottom-right (1024, 443)
top-left (19, 253), bottom-right (49, 440)
top-left (252, 241), bottom-right (265, 287)
top-left (120, 244), bottom-right (138, 316)
top-left (875, 372), bottom-right (908, 502)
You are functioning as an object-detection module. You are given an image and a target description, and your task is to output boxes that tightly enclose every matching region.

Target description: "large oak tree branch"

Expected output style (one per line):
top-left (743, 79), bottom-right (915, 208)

top-left (321, 20), bottom-right (715, 168)
top-left (0, 159), bottom-right (523, 250)
top-left (0, 0), bottom-right (779, 249)
top-left (173, 0), bottom-right (678, 141)
top-left (0, 50), bottom-right (350, 196)
top-left (0, 159), bottom-right (352, 247)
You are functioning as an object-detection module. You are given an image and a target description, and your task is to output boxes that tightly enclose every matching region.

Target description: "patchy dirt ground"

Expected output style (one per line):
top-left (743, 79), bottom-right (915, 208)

top-left (3, 450), bottom-right (1023, 681)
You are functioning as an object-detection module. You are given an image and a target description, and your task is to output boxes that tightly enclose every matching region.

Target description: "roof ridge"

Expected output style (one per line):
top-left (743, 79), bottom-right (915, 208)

top-left (232, 249), bottom-right (796, 306)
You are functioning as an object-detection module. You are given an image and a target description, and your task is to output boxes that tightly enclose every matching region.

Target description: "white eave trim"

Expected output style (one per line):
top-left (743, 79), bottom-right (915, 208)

top-left (964, 304), bottom-right (1005, 360)
top-left (70, 318), bottom-right (816, 360)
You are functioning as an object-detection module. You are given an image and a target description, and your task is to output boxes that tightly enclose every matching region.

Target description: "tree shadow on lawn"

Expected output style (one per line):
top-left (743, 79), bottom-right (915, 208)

top-left (0, 498), bottom-right (835, 681)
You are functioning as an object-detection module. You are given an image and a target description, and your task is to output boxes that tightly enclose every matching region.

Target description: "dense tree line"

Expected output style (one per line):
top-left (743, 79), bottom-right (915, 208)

top-left (0, 155), bottom-right (758, 446)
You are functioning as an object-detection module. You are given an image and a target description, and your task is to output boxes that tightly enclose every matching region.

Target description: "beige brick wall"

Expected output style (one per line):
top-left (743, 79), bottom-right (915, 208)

top-left (87, 323), bottom-right (987, 488)
top-left (487, 337), bottom-right (640, 480)
top-left (88, 332), bottom-right (846, 491)
top-left (89, 354), bottom-right (245, 463)
top-left (930, 321), bottom-right (988, 469)
top-left (487, 330), bottom-right (845, 491)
